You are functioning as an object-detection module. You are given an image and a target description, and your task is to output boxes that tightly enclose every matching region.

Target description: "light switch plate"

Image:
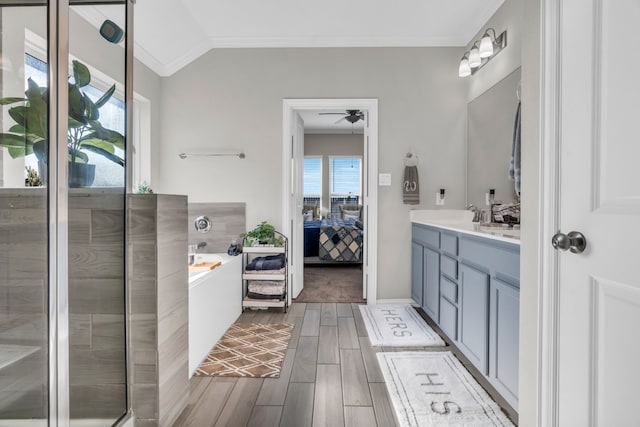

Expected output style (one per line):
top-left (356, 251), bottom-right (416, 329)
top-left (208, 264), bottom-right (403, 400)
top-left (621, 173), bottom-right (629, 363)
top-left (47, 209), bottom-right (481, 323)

top-left (378, 173), bottom-right (391, 186)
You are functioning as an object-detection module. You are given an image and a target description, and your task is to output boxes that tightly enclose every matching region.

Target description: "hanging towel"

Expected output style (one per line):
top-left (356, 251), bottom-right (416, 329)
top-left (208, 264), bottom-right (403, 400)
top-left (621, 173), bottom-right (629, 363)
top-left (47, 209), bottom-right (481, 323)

top-left (509, 102), bottom-right (522, 195)
top-left (403, 166), bottom-right (420, 205)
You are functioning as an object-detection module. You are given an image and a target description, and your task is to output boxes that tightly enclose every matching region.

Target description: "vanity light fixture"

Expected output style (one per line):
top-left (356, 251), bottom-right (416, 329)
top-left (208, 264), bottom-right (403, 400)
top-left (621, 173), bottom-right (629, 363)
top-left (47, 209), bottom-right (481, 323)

top-left (458, 28), bottom-right (507, 77)
top-left (468, 42), bottom-right (482, 68)
top-left (458, 52), bottom-right (471, 77)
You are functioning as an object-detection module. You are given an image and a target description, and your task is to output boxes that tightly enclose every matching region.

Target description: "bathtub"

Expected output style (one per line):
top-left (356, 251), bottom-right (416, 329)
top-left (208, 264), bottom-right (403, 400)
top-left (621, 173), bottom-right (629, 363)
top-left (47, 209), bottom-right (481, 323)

top-left (188, 253), bottom-right (242, 376)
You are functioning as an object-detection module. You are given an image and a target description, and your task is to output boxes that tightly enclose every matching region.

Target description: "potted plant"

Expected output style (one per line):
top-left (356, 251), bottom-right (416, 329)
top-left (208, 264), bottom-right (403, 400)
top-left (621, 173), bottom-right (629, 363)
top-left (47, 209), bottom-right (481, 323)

top-left (243, 221), bottom-right (285, 247)
top-left (0, 60), bottom-right (124, 187)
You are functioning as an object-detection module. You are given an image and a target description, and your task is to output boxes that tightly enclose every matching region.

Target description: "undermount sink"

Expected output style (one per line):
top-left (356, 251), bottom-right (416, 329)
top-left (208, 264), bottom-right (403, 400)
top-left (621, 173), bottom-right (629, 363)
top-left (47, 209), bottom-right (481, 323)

top-left (477, 222), bottom-right (519, 229)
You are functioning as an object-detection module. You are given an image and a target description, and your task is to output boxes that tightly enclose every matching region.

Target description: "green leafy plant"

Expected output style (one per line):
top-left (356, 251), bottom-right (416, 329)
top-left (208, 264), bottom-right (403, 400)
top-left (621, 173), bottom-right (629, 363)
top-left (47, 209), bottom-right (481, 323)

top-left (135, 181), bottom-right (153, 194)
top-left (243, 221), bottom-right (284, 247)
top-left (0, 60), bottom-right (124, 185)
top-left (25, 166), bottom-right (42, 187)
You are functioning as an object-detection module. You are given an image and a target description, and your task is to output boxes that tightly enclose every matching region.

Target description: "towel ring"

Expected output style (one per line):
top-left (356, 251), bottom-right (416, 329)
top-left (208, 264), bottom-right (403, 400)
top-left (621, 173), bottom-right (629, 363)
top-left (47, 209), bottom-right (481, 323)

top-left (404, 153), bottom-right (418, 167)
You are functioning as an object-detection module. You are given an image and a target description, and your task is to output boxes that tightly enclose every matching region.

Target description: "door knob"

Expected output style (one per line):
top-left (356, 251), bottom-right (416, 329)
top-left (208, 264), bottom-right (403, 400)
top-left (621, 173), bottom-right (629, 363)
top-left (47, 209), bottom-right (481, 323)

top-left (551, 231), bottom-right (587, 254)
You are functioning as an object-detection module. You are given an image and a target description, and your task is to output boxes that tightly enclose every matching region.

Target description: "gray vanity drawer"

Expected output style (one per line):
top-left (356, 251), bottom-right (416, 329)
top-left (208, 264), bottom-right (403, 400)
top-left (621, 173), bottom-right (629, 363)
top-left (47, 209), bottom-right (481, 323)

top-left (412, 225), bottom-right (440, 249)
top-left (441, 276), bottom-right (458, 304)
top-left (439, 297), bottom-right (458, 341)
top-left (441, 255), bottom-right (458, 281)
top-left (459, 237), bottom-right (520, 285)
top-left (441, 232), bottom-right (458, 256)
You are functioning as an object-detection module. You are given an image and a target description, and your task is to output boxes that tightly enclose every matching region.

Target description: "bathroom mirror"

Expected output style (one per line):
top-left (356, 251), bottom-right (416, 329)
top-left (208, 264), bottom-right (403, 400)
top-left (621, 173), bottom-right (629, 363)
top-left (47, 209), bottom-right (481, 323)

top-left (466, 68), bottom-right (521, 211)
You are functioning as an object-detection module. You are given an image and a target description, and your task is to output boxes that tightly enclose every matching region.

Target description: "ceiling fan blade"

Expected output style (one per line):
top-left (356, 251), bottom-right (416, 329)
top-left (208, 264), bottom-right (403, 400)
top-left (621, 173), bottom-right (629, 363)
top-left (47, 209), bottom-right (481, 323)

top-left (335, 117), bottom-right (347, 124)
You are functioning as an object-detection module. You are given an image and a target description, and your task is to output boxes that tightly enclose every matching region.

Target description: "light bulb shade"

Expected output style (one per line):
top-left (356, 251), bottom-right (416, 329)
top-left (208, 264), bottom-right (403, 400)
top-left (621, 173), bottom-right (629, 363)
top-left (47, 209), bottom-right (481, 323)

top-left (469, 47), bottom-right (481, 68)
top-left (479, 35), bottom-right (494, 58)
top-left (458, 58), bottom-right (471, 77)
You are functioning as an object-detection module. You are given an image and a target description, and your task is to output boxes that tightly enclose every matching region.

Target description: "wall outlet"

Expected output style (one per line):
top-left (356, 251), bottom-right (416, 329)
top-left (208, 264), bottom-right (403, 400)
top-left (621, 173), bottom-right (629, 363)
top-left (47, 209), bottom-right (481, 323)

top-left (436, 192), bottom-right (445, 206)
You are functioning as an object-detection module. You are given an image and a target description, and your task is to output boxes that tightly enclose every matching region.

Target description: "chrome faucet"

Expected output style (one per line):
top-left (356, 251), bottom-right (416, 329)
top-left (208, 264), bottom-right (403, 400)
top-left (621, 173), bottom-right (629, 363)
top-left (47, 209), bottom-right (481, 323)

top-left (467, 204), bottom-right (481, 222)
top-left (188, 242), bottom-right (207, 265)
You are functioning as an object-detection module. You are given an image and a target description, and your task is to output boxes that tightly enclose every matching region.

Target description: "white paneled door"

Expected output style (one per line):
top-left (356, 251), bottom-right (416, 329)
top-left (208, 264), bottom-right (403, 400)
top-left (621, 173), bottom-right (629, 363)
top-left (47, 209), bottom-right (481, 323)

top-left (554, 0), bottom-right (640, 425)
top-left (291, 113), bottom-right (305, 299)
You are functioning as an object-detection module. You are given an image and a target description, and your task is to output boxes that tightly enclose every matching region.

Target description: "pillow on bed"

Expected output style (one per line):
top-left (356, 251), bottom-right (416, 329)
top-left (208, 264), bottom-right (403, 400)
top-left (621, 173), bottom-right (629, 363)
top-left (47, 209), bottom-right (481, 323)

top-left (303, 211), bottom-right (313, 221)
top-left (339, 204), bottom-right (362, 220)
top-left (343, 211), bottom-right (360, 221)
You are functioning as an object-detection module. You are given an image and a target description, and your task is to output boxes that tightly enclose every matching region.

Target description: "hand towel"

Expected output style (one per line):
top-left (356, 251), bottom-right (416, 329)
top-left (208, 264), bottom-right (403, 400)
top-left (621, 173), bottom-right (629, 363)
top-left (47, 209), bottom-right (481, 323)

top-left (403, 165), bottom-right (420, 205)
top-left (509, 102), bottom-right (522, 195)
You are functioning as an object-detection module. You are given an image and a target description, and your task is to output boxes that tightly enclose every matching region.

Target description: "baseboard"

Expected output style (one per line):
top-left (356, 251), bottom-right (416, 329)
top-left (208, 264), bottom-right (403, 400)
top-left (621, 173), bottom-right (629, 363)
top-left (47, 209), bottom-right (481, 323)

top-left (375, 298), bottom-right (418, 306)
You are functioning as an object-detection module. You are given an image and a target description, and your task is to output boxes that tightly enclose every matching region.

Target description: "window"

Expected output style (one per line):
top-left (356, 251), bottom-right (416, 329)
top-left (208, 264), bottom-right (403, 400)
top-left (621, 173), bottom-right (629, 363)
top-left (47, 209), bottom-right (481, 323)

top-left (330, 157), bottom-right (361, 196)
top-left (329, 157), bottom-right (362, 218)
top-left (25, 48), bottom-right (151, 187)
top-left (304, 157), bottom-right (322, 196)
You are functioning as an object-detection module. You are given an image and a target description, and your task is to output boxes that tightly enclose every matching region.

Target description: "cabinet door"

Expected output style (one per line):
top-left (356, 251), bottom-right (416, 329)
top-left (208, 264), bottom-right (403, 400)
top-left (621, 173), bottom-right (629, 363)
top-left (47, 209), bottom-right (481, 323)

top-left (411, 242), bottom-right (423, 306)
top-left (489, 278), bottom-right (520, 408)
top-left (422, 247), bottom-right (440, 322)
top-left (459, 263), bottom-right (489, 374)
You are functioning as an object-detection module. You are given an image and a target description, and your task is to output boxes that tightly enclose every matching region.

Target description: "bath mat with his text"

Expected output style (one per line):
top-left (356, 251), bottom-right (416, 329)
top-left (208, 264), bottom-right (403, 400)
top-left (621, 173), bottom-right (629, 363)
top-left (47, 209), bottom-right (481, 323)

top-left (378, 351), bottom-right (515, 427)
top-left (195, 323), bottom-right (293, 378)
top-left (359, 304), bottom-right (445, 346)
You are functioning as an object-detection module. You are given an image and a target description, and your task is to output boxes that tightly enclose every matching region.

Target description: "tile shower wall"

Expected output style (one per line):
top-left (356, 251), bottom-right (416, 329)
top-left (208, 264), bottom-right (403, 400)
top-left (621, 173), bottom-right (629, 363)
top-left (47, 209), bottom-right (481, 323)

top-left (129, 194), bottom-right (189, 427)
top-left (187, 202), bottom-right (245, 252)
top-left (0, 189), bottom-right (128, 419)
top-left (0, 189), bottom-right (47, 419)
top-left (68, 189), bottom-right (127, 418)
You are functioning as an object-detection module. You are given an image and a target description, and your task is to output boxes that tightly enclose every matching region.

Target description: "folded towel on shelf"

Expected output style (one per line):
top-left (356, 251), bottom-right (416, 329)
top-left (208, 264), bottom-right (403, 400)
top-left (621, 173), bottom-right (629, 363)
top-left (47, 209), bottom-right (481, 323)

top-left (248, 281), bottom-right (286, 296)
top-left (244, 267), bottom-right (286, 275)
top-left (509, 102), bottom-right (522, 195)
top-left (245, 253), bottom-right (286, 271)
top-left (403, 166), bottom-right (420, 205)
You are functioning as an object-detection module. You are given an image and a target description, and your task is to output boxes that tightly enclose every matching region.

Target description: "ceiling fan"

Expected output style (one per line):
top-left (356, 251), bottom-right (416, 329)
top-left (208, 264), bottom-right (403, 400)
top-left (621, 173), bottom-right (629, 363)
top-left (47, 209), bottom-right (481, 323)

top-left (319, 109), bottom-right (365, 124)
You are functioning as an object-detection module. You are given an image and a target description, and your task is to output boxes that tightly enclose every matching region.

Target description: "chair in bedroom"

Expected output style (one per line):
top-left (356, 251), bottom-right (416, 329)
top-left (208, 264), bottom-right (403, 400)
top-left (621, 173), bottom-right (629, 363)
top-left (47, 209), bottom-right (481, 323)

top-left (338, 204), bottom-right (363, 220)
top-left (303, 204), bottom-right (320, 221)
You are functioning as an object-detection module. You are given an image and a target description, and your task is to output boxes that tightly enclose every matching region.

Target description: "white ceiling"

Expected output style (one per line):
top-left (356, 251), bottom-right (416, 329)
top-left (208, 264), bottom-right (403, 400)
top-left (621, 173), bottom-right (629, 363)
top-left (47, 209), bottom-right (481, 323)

top-left (300, 110), bottom-right (365, 134)
top-left (133, 0), bottom-right (505, 76)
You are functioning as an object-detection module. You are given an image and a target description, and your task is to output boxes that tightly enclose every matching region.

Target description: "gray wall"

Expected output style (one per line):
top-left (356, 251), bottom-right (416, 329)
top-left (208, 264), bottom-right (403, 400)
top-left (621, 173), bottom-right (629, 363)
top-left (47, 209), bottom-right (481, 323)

top-left (156, 47), bottom-right (468, 300)
top-left (304, 134), bottom-right (364, 211)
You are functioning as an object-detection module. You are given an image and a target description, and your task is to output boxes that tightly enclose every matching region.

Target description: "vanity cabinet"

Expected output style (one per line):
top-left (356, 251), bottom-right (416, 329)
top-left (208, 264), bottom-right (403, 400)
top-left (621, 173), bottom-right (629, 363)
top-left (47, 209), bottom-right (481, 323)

top-left (411, 242), bottom-right (423, 306)
top-left (411, 225), bottom-right (440, 320)
top-left (459, 263), bottom-right (490, 374)
top-left (411, 222), bottom-right (520, 410)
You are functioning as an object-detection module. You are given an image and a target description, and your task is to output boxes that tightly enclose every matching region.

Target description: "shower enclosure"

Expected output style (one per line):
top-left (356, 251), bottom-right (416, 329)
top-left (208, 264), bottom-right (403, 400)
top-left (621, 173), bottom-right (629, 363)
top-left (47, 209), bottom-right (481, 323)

top-left (0, 0), bottom-right (132, 425)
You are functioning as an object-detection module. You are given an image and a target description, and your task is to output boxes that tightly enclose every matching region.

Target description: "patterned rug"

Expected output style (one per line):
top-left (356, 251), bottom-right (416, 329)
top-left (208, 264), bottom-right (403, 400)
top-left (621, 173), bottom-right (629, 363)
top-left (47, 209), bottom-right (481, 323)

top-left (194, 323), bottom-right (293, 378)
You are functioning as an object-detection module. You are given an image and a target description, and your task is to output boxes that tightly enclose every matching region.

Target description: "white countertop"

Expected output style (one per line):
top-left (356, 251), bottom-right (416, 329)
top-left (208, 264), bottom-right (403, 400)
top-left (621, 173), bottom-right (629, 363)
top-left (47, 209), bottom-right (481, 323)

top-left (410, 210), bottom-right (520, 245)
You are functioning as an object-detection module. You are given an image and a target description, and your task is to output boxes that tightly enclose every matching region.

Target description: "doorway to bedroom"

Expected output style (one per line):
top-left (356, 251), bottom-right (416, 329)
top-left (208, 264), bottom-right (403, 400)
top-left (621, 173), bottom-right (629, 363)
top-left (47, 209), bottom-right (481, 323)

top-left (282, 99), bottom-right (379, 305)
top-left (298, 134), bottom-right (365, 303)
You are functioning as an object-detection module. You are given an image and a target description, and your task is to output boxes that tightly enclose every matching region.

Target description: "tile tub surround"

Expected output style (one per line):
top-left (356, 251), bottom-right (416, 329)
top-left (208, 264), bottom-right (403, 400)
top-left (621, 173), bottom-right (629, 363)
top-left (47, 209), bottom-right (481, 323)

top-left (187, 202), bottom-right (246, 253)
top-left (128, 194), bottom-right (189, 427)
top-left (410, 209), bottom-right (521, 244)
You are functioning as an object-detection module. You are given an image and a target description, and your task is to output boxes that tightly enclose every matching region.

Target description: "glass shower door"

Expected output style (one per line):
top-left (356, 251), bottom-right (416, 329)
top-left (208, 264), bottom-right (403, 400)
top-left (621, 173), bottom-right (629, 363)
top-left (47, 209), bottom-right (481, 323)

top-left (68, 2), bottom-right (128, 424)
top-left (0, 3), bottom-right (49, 425)
top-left (0, 1), bottom-right (130, 425)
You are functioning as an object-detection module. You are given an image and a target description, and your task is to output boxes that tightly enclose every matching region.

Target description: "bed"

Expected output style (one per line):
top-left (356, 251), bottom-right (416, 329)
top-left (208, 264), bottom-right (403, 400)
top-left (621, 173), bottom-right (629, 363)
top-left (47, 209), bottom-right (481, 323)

top-left (304, 219), bottom-right (363, 263)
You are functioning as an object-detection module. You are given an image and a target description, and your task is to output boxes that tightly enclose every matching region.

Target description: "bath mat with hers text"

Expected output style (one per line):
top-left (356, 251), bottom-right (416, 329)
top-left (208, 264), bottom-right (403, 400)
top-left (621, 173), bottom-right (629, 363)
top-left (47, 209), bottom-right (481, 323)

top-left (378, 351), bottom-right (514, 427)
top-left (359, 304), bottom-right (445, 347)
top-left (195, 323), bottom-right (293, 378)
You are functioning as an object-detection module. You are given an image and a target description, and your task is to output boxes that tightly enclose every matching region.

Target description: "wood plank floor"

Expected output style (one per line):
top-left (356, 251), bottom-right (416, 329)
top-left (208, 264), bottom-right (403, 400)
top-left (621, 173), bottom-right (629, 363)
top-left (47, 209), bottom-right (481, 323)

top-left (173, 303), bottom-right (518, 427)
top-left (173, 303), bottom-right (401, 427)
